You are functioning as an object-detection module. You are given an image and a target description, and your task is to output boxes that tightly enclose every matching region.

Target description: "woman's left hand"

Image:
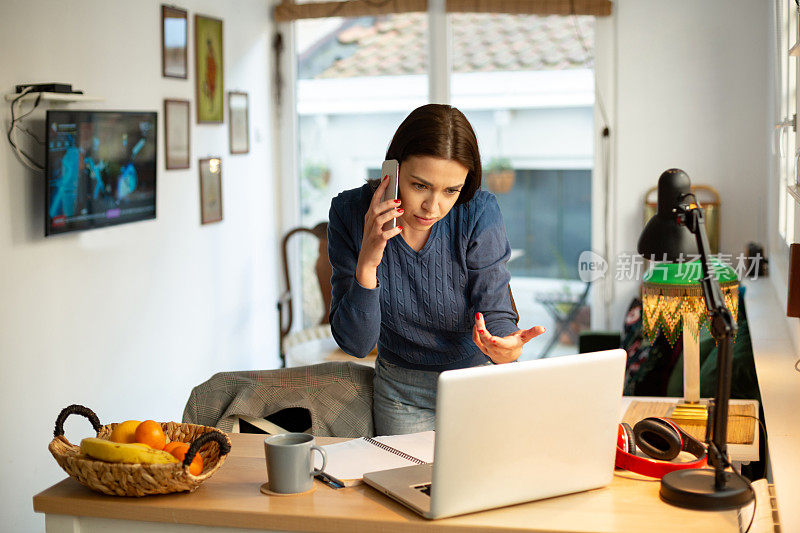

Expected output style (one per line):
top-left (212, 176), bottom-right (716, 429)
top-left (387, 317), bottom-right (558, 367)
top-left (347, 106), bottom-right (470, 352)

top-left (472, 312), bottom-right (546, 364)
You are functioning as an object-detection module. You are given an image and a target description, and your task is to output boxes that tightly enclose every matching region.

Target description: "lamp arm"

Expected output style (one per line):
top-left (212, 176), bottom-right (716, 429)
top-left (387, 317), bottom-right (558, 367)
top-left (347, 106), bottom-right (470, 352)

top-left (677, 205), bottom-right (723, 311)
top-left (677, 205), bottom-right (738, 490)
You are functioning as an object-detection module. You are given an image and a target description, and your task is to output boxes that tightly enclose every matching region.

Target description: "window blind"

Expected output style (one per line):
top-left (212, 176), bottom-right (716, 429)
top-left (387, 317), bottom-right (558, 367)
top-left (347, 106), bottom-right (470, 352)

top-left (273, 0), bottom-right (611, 22)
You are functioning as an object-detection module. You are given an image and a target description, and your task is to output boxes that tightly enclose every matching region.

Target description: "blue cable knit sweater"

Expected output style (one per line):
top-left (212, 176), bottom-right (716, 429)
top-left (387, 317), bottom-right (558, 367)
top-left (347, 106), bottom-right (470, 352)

top-left (328, 184), bottom-right (518, 371)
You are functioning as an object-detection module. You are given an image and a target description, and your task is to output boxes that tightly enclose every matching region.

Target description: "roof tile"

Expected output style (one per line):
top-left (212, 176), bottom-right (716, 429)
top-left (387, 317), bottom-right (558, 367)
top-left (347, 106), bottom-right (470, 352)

top-left (306, 13), bottom-right (594, 78)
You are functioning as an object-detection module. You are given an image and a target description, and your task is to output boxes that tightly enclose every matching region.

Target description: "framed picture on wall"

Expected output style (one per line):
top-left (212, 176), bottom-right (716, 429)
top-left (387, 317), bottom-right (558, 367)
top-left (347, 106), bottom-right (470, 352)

top-left (164, 99), bottom-right (190, 169)
top-left (228, 91), bottom-right (249, 154)
top-left (161, 5), bottom-right (188, 79)
top-left (195, 14), bottom-right (224, 123)
top-left (199, 157), bottom-right (223, 224)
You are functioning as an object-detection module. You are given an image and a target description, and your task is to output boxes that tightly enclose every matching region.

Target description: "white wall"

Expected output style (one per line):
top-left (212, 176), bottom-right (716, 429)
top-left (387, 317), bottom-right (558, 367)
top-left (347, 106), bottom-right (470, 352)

top-left (0, 1), bottom-right (278, 531)
top-left (603, 0), bottom-right (771, 324)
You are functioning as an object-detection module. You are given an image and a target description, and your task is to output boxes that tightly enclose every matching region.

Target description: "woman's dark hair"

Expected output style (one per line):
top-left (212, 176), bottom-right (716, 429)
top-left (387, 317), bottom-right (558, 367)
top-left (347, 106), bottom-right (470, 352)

top-left (371, 104), bottom-right (482, 205)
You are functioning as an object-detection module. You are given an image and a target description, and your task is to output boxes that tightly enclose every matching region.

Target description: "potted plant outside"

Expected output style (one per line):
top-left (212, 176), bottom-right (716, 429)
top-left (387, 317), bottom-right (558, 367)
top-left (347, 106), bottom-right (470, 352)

top-left (484, 157), bottom-right (515, 194)
top-left (302, 162), bottom-right (331, 190)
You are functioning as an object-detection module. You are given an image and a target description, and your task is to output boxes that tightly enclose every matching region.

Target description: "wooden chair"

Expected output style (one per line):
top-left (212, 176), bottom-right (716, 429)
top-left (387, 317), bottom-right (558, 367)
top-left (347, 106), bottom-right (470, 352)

top-left (278, 222), bottom-right (332, 367)
top-left (645, 185), bottom-right (720, 254)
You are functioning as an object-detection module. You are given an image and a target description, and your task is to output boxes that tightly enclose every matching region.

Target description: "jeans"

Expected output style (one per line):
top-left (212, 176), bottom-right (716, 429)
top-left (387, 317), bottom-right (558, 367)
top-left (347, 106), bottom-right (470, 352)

top-left (372, 358), bottom-right (493, 435)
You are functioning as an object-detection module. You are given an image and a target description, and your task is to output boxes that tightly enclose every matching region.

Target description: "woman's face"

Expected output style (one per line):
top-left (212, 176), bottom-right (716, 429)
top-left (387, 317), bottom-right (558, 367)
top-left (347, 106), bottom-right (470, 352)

top-left (397, 155), bottom-right (469, 233)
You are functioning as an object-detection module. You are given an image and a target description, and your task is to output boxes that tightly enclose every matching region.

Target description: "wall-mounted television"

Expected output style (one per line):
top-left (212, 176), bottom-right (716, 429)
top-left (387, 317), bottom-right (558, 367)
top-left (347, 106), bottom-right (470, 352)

top-left (45, 110), bottom-right (157, 236)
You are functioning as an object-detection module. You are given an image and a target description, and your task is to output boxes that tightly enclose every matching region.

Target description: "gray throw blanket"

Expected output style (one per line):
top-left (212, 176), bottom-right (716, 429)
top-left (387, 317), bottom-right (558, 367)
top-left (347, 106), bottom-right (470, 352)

top-left (183, 362), bottom-right (375, 437)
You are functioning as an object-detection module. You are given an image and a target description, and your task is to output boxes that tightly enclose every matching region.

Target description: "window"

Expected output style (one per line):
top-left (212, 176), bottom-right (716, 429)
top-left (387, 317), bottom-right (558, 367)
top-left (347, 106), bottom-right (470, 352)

top-left (292, 15), bottom-right (429, 326)
top-left (449, 13), bottom-right (595, 358)
top-left (284, 8), bottom-right (597, 356)
top-left (496, 169), bottom-right (591, 279)
top-left (777, 0), bottom-right (798, 246)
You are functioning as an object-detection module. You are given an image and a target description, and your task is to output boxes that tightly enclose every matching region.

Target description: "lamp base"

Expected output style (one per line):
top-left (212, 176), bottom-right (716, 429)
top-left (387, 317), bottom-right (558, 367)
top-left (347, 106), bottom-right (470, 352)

top-left (660, 468), bottom-right (753, 510)
top-left (670, 401), bottom-right (708, 424)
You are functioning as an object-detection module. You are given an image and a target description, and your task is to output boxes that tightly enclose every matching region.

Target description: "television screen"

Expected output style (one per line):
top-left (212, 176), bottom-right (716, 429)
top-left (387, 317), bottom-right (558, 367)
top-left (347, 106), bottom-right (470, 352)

top-left (45, 110), bottom-right (157, 236)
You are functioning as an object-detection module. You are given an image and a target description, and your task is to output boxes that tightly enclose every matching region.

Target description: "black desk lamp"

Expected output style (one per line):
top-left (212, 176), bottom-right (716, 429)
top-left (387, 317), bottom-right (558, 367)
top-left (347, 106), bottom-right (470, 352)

top-left (637, 169), bottom-right (754, 510)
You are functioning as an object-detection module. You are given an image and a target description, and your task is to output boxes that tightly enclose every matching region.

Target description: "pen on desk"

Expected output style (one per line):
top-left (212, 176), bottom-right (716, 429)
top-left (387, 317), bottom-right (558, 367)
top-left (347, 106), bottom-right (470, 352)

top-left (315, 472), bottom-right (345, 489)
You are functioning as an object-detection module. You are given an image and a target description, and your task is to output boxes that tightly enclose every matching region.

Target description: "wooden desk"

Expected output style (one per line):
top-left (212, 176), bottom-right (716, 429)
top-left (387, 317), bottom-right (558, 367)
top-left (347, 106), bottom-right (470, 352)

top-left (35, 433), bottom-right (742, 533)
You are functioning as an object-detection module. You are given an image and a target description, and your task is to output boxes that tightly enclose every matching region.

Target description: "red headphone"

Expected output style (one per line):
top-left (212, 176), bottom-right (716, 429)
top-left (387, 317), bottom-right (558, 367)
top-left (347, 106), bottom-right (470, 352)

top-left (615, 417), bottom-right (707, 479)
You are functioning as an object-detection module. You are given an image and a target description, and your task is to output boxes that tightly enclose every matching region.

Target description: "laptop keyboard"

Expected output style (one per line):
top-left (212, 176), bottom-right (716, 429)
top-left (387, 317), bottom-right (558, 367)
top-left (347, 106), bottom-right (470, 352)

top-left (413, 483), bottom-right (431, 496)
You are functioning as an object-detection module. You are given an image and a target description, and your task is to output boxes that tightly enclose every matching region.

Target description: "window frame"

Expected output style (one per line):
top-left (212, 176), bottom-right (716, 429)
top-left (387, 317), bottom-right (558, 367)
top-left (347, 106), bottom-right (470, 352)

top-left (275, 6), bottom-right (610, 331)
top-left (774, 0), bottom-right (799, 259)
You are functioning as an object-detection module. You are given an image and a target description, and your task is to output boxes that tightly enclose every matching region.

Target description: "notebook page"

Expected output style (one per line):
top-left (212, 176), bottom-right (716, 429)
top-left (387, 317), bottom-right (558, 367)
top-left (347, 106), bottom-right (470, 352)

top-left (372, 431), bottom-right (435, 463)
top-left (315, 431), bottom-right (435, 484)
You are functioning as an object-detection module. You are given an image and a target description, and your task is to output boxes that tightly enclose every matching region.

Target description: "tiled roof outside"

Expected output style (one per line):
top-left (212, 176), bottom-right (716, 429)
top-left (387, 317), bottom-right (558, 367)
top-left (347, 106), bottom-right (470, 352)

top-left (300, 13), bottom-right (594, 79)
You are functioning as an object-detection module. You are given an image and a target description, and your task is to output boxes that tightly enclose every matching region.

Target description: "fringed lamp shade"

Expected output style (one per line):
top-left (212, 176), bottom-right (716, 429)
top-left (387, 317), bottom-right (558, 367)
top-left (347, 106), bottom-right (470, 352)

top-left (641, 258), bottom-right (739, 345)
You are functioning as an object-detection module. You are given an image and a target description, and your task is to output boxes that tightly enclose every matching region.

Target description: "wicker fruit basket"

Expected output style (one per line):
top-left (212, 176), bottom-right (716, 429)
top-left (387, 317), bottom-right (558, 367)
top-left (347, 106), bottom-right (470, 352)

top-left (49, 404), bottom-right (231, 497)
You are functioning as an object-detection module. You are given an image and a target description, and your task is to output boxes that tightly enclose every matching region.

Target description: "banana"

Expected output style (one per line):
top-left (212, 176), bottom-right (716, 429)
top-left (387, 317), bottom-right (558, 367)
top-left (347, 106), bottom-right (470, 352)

top-left (80, 437), bottom-right (179, 465)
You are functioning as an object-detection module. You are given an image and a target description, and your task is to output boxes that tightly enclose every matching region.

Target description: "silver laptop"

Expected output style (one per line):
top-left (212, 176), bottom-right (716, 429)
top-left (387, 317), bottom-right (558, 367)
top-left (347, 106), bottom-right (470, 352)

top-left (363, 349), bottom-right (626, 519)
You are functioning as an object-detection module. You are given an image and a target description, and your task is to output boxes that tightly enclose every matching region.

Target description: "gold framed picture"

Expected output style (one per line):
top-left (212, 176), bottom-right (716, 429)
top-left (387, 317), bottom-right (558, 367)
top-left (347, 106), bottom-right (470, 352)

top-left (161, 5), bottom-right (188, 79)
top-left (195, 15), bottom-right (223, 123)
top-left (164, 99), bottom-right (190, 169)
top-left (199, 157), bottom-right (223, 224)
top-left (228, 91), bottom-right (249, 154)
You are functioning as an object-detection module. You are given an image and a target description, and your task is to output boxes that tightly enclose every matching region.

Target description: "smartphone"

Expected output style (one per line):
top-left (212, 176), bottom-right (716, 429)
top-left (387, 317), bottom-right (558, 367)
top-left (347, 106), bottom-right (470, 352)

top-left (380, 159), bottom-right (400, 231)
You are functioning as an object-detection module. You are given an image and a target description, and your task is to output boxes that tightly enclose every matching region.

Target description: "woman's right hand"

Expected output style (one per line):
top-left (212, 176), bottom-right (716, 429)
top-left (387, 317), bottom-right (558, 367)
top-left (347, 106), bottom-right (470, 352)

top-left (356, 175), bottom-right (404, 289)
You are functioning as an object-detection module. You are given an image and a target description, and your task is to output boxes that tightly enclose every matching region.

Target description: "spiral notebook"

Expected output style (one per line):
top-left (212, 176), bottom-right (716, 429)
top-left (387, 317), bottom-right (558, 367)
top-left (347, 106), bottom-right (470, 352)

top-left (314, 431), bottom-right (435, 487)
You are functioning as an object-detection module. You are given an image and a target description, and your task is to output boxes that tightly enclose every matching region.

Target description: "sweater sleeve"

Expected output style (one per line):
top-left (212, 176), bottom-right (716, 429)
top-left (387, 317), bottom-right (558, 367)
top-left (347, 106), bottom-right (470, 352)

top-left (466, 194), bottom-right (519, 338)
top-left (327, 194), bottom-right (382, 358)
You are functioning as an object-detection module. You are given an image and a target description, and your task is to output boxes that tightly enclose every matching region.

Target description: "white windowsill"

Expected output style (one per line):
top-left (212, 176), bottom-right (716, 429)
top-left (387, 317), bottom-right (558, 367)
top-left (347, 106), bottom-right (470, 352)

top-left (742, 278), bottom-right (800, 532)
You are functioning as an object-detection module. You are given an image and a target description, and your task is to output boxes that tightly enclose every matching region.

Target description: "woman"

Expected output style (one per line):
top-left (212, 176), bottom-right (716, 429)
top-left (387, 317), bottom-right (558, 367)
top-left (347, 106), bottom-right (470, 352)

top-left (328, 104), bottom-right (545, 435)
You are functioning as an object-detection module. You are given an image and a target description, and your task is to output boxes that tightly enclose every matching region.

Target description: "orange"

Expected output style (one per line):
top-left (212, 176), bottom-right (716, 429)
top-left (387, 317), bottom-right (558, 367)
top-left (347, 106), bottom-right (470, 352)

top-left (166, 442), bottom-right (204, 476)
top-left (134, 420), bottom-right (166, 450)
top-left (163, 441), bottom-right (185, 454)
top-left (108, 420), bottom-right (141, 443)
